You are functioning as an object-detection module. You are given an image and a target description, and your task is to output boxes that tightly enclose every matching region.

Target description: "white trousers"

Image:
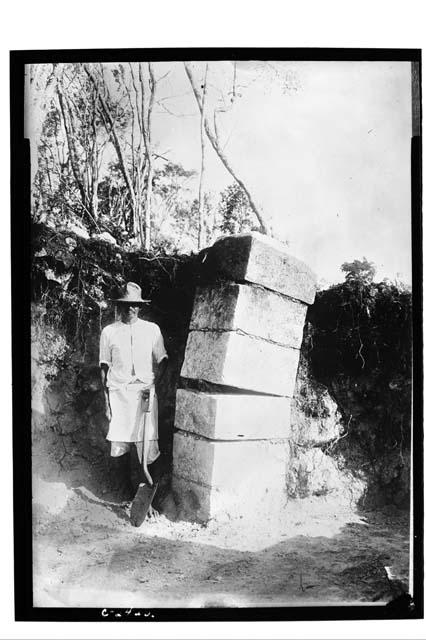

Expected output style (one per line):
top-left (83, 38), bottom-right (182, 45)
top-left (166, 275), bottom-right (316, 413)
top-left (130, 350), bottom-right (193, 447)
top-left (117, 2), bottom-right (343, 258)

top-left (110, 440), bottom-right (160, 465)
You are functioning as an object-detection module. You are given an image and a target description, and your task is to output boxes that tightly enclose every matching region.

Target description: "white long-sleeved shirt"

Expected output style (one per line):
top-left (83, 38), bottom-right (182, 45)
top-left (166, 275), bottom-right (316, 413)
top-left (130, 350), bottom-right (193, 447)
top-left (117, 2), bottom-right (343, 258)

top-left (99, 318), bottom-right (168, 389)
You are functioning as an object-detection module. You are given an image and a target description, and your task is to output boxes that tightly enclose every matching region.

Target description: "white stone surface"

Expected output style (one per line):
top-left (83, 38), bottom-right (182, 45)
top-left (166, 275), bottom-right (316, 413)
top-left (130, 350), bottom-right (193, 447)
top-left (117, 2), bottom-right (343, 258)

top-left (173, 430), bottom-right (289, 489)
top-left (32, 477), bottom-right (71, 515)
top-left (172, 432), bottom-right (290, 524)
top-left (92, 231), bottom-right (117, 245)
top-left (175, 389), bottom-right (292, 440)
top-left (172, 475), bottom-right (288, 525)
top-left (190, 283), bottom-right (307, 349)
top-left (203, 234), bottom-right (317, 304)
top-left (181, 330), bottom-right (301, 396)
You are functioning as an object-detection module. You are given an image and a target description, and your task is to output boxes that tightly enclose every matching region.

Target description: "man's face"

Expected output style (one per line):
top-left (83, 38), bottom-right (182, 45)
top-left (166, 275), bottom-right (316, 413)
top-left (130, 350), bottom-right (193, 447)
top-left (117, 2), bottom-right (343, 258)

top-left (118, 303), bottom-right (140, 323)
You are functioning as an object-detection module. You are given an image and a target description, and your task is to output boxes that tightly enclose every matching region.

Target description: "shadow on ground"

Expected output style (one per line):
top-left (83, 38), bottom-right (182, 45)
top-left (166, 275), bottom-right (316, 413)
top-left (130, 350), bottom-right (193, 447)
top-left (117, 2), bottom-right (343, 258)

top-left (33, 477), bottom-right (410, 609)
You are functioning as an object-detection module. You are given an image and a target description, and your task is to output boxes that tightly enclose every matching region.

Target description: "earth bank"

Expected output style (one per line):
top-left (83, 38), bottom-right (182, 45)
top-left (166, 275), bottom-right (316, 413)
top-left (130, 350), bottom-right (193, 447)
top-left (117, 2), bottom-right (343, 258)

top-left (31, 223), bottom-right (412, 606)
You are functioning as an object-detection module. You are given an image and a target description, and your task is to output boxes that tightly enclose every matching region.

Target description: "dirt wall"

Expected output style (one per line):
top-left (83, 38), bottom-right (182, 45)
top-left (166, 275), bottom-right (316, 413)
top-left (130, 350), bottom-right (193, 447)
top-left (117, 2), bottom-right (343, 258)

top-left (31, 223), bottom-right (412, 510)
top-left (290, 280), bottom-right (412, 509)
top-left (31, 223), bottom-right (200, 497)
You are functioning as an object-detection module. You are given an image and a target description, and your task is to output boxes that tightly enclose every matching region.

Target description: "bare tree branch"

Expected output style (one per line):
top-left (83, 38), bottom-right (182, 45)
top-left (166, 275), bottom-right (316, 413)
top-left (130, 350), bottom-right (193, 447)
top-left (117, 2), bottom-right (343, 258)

top-left (84, 64), bottom-right (137, 222)
top-left (155, 70), bottom-right (171, 83)
top-left (184, 62), bottom-right (271, 236)
top-left (57, 86), bottom-right (87, 212)
top-left (155, 101), bottom-right (197, 118)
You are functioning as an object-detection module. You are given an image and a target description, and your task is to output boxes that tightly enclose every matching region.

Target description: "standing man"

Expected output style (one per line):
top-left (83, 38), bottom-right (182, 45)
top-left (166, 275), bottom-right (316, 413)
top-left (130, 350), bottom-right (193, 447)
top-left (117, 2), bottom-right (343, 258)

top-left (99, 282), bottom-right (168, 526)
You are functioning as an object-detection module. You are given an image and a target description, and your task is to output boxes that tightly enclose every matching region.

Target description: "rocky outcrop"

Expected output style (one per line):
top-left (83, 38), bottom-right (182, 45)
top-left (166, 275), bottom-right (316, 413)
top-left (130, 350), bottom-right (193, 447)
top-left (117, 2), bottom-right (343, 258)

top-left (286, 355), bottom-right (364, 503)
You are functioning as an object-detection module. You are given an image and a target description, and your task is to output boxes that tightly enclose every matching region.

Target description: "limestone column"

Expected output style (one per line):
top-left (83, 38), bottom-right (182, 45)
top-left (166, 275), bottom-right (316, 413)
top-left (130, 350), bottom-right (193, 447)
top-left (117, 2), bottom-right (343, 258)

top-left (172, 234), bottom-right (316, 525)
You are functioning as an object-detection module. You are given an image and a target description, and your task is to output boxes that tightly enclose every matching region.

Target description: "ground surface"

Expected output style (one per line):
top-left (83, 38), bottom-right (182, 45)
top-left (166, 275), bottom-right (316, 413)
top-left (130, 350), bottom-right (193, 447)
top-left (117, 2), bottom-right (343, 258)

top-left (33, 478), bottom-right (410, 609)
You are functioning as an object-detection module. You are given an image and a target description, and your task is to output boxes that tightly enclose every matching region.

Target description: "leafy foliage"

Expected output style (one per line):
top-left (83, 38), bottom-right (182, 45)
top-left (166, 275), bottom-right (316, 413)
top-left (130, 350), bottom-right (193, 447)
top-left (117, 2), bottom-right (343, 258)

top-left (217, 184), bottom-right (258, 235)
top-left (341, 257), bottom-right (376, 285)
top-left (303, 268), bottom-right (412, 506)
top-left (30, 63), bottom-right (271, 253)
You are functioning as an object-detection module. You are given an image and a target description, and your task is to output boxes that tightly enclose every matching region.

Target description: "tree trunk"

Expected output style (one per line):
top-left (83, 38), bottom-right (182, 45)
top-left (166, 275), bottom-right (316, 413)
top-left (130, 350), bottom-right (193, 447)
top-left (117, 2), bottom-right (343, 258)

top-left (128, 62), bottom-right (146, 242)
top-left (57, 88), bottom-right (88, 214)
top-left (139, 62), bottom-right (156, 251)
top-left (184, 63), bottom-right (272, 236)
top-left (84, 65), bottom-right (137, 226)
top-left (197, 64), bottom-right (208, 250)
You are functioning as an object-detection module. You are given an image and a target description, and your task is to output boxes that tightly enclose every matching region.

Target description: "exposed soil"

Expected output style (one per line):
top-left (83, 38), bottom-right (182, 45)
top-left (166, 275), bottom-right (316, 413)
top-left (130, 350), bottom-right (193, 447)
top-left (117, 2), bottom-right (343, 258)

top-left (33, 477), bottom-right (410, 609)
top-left (30, 224), bottom-right (412, 610)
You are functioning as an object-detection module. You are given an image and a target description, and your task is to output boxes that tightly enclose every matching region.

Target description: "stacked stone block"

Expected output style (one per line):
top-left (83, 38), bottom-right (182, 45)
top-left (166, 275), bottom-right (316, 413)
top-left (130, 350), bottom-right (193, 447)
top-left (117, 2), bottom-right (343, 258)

top-left (172, 234), bottom-right (316, 525)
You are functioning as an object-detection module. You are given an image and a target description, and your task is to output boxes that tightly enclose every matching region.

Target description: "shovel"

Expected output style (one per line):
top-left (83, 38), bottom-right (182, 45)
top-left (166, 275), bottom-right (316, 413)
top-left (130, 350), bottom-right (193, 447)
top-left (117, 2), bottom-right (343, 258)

top-left (130, 385), bottom-right (158, 527)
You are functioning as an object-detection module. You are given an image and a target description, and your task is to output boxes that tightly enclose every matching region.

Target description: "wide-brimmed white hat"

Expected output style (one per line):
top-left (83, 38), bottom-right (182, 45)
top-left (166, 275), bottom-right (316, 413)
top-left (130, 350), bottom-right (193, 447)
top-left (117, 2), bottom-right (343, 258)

top-left (112, 282), bottom-right (151, 304)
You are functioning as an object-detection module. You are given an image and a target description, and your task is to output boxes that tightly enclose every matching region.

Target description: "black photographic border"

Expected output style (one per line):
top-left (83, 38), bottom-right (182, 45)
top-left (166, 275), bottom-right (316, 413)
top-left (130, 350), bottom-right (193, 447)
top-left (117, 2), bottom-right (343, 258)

top-left (10, 46), bottom-right (423, 622)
